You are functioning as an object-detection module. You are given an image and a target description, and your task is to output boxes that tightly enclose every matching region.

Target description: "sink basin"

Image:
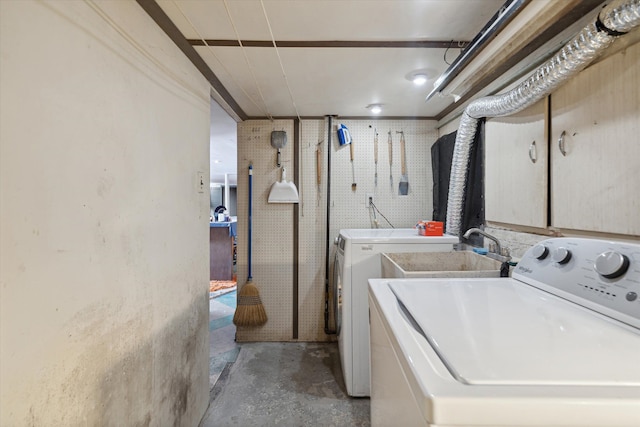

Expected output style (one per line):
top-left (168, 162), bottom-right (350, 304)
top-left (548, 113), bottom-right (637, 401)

top-left (381, 251), bottom-right (503, 278)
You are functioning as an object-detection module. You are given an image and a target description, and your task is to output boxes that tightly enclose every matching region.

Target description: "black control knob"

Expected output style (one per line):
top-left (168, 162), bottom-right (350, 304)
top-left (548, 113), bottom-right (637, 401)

top-left (626, 292), bottom-right (638, 302)
top-left (552, 247), bottom-right (572, 264)
top-left (595, 251), bottom-right (630, 279)
top-left (531, 244), bottom-right (549, 260)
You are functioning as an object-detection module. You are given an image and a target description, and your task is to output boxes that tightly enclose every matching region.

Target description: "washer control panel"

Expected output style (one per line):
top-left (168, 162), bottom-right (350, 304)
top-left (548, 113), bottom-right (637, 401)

top-left (513, 238), bottom-right (640, 326)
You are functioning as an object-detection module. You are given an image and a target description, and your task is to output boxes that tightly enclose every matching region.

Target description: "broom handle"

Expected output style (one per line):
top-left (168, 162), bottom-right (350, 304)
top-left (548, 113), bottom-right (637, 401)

top-left (248, 164), bottom-right (253, 280)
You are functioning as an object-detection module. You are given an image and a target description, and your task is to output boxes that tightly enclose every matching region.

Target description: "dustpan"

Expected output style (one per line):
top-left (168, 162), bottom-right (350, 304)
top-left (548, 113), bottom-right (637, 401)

top-left (268, 167), bottom-right (299, 203)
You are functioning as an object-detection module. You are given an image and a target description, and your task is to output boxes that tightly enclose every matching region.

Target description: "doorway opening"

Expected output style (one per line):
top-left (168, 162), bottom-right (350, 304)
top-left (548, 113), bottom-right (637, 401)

top-left (208, 97), bottom-right (239, 390)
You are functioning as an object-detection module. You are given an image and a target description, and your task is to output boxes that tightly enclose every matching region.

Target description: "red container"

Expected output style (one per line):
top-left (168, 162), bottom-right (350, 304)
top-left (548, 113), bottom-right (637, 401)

top-left (418, 221), bottom-right (444, 236)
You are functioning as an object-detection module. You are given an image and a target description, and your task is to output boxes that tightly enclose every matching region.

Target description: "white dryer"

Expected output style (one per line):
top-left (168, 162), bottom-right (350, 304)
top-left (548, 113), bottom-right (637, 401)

top-left (333, 228), bottom-right (458, 397)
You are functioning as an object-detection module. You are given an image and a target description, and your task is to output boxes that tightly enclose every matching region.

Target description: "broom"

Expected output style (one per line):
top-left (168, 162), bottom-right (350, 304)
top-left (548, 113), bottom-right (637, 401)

top-left (233, 164), bottom-right (267, 326)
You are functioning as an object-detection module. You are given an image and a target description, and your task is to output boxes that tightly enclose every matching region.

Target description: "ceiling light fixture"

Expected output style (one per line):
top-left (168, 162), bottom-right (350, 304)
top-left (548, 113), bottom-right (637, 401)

top-left (405, 68), bottom-right (438, 86)
top-left (412, 74), bottom-right (428, 86)
top-left (367, 104), bottom-right (383, 114)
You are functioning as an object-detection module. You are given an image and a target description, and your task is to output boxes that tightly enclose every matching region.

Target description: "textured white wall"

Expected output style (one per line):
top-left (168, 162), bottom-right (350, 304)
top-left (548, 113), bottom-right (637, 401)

top-left (0, 1), bottom-right (210, 425)
top-left (438, 117), bottom-right (461, 137)
top-left (236, 118), bottom-right (438, 341)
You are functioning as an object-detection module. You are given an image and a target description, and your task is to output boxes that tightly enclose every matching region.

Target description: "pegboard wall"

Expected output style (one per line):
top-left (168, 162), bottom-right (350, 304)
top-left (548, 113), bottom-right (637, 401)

top-left (236, 120), bottom-right (296, 342)
top-left (236, 118), bottom-right (439, 342)
top-left (298, 119), bottom-right (329, 341)
top-left (327, 119), bottom-right (438, 244)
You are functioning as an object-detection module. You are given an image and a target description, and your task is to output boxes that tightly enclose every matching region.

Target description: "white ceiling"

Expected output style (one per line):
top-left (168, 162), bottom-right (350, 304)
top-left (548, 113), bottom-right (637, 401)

top-left (155, 0), bottom-right (508, 184)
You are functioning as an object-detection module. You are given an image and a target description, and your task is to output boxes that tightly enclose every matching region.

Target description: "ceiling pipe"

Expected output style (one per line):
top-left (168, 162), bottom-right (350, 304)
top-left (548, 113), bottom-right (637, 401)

top-left (324, 116), bottom-right (337, 335)
top-left (446, 0), bottom-right (640, 236)
top-left (426, 0), bottom-right (529, 101)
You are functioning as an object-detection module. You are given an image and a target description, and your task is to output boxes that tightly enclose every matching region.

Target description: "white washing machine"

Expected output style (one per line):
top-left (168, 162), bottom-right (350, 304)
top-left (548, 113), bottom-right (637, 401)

top-left (369, 237), bottom-right (640, 426)
top-left (333, 228), bottom-right (458, 397)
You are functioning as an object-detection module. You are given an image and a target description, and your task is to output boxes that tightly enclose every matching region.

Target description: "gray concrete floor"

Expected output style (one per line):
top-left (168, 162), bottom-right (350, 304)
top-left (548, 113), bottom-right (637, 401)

top-left (203, 291), bottom-right (369, 426)
top-left (208, 289), bottom-right (239, 389)
top-left (200, 342), bottom-right (370, 426)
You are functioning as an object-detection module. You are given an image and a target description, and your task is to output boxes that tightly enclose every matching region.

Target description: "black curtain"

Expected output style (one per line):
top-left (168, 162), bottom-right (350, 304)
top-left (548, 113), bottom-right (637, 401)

top-left (431, 121), bottom-right (485, 243)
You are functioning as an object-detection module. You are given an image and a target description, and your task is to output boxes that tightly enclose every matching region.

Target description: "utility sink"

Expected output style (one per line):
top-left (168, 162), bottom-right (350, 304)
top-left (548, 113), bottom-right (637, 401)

top-left (381, 251), bottom-right (503, 278)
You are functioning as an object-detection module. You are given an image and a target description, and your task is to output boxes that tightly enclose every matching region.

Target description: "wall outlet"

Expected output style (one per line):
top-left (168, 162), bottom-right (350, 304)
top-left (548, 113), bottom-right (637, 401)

top-left (365, 193), bottom-right (374, 206)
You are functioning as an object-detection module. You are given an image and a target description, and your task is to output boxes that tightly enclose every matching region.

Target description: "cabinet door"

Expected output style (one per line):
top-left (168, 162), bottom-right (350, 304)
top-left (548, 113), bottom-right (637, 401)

top-left (485, 99), bottom-right (548, 228)
top-left (551, 42), bottom-right (640, 235)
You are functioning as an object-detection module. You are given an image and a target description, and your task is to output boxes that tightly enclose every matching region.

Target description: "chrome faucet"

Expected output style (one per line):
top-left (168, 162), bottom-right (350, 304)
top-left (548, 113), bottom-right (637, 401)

top-left (463, 228), bottom-right (511, 277)
top-left (463, 227), bottom-right (503, 257)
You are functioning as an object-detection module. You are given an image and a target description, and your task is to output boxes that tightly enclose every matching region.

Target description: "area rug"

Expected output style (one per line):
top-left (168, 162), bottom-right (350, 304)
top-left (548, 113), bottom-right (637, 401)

top-left (209, 280), bottom-right (237, 293)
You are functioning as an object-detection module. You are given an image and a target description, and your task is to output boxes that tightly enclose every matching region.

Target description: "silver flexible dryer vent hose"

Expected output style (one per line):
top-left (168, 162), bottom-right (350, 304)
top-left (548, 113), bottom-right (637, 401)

top-left (445, 0), bottom-right (640, 236)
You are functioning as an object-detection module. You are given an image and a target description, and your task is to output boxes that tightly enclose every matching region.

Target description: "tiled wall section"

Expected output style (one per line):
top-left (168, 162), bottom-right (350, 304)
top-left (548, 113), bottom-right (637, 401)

top-left (485, 225), bottom-right (640, 261)
top-left (237, 118), bottom-right (438, 341)
top-left (484, 226), bottom-right (550, 260)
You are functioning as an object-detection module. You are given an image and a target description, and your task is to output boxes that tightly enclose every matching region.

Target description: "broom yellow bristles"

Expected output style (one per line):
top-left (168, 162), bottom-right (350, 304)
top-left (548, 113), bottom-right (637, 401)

top-left (233, 280), bottom-right (267, 326)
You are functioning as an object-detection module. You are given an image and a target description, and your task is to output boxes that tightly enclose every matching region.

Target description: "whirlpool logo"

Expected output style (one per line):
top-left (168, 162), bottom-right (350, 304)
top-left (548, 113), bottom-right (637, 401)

top-left (518, 266), bottom-right (533, 274)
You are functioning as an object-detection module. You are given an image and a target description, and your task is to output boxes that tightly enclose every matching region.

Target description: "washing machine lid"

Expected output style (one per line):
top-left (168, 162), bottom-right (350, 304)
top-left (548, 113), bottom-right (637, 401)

top-left (390, 279), bottom-right (640, 386)
top-left (339, 228), bottom-right (458, 244)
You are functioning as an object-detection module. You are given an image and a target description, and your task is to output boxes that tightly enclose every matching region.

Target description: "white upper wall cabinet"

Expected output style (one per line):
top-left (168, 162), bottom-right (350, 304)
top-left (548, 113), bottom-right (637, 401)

top-left (484, 40), bottom-right (639, 237)
top-left (550, 41), bottom-right (640, 236)
top-left (485, 99), bottom-right (548, 228)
